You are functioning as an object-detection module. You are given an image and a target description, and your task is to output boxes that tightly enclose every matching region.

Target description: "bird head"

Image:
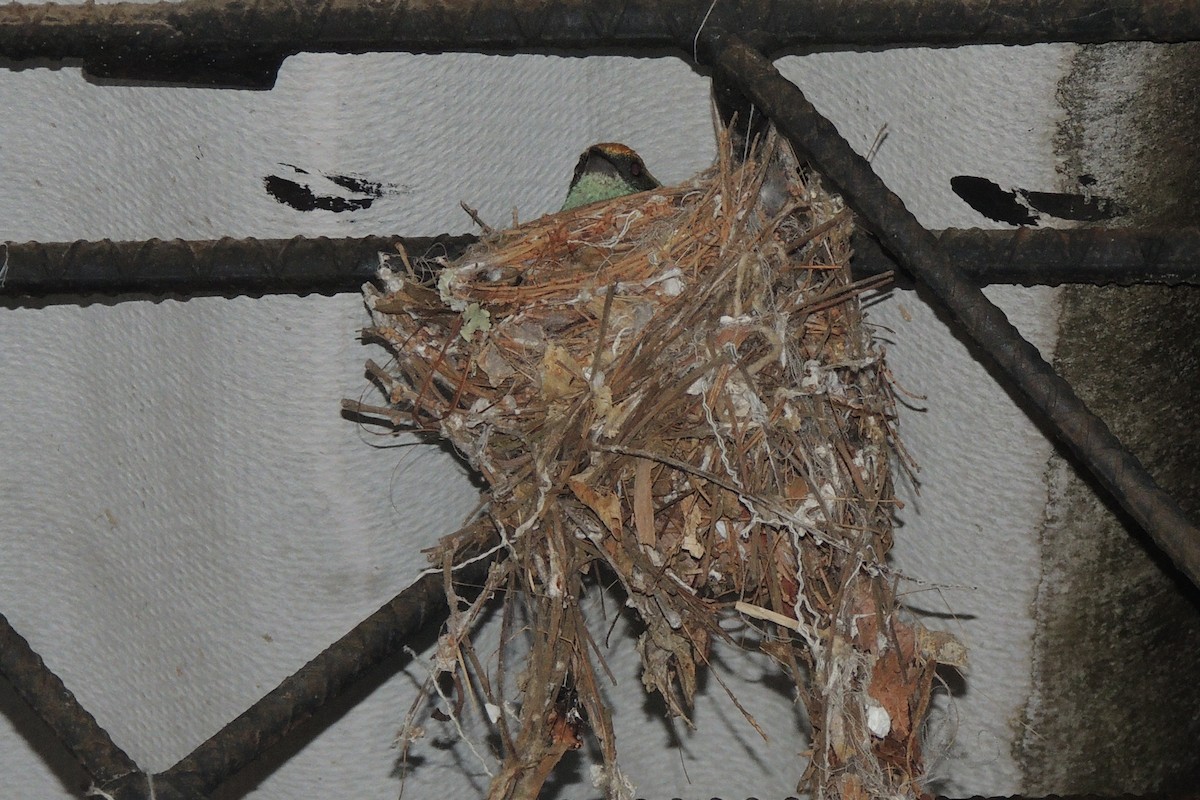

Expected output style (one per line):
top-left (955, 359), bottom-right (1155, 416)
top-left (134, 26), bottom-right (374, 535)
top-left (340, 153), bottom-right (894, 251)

top-left (560, 143), bottom-right (660, 211)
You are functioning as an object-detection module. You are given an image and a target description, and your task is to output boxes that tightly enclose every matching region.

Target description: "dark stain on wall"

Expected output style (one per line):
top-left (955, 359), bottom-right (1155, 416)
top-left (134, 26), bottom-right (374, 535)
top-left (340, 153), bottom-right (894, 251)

top-left (1018, 43), bottom-right (1200, 793)
top-left (263, 163), bottom-right (410, 212)
top-left (950, 174), bottom-right (1125, 227)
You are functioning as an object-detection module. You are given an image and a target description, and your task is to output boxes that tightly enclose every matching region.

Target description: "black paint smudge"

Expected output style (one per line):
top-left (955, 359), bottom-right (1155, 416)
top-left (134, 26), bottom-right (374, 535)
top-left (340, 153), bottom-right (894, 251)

top-left (951, 175), bottom-right (1037, 226)
top-left (325, 172), bottom-right (386, 195)
top-left (263, 175), bottom-right (375, 212)
top-left (951, 174), bottom-right (1126, 226)
top-left (1022, 188), bottom-right (1127, 222)
top-left (263, 163), bottom-right (409, 212)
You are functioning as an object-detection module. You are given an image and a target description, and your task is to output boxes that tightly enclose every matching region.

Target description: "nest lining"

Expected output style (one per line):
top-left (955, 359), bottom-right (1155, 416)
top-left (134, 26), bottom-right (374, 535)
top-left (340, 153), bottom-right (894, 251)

top-left (352, 128), bottom-right (962, 800)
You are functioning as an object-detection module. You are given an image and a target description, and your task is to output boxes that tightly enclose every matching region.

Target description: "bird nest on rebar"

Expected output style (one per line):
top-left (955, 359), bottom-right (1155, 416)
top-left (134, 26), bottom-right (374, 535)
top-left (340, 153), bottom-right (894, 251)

top-left (350, 128), bottom-right (963, 800)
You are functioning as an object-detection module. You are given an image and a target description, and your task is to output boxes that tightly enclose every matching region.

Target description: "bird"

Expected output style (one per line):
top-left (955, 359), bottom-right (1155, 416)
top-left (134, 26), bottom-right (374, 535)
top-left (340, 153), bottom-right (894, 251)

top-left (560, 143), bottom-right (660, 211)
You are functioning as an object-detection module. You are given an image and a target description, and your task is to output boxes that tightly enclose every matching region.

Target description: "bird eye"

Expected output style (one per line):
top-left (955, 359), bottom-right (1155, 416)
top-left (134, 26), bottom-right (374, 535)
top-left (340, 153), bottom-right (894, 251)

top-left (630, 161), bottom-right (643, 176)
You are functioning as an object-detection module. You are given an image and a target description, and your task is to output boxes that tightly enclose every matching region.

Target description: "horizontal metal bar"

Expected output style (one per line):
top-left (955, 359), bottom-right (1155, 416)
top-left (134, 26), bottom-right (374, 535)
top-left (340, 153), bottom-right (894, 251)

top-left (3, 228), bottom-right (1198, 304)
top-left (0, 235), bottom-right (471, 302)
top-left (0, 609), bottom-right (140, 787)
top-left (854, 227), bottom-right (1200, 287)
top-left (602, 796), bottom-right (1200, 800)
top-left (705, 34), bottom-right (1200, 588)
top-left (1, 0), bottom-right (1199, 87)
top-left (948, 797), bottom-right (1200, 800)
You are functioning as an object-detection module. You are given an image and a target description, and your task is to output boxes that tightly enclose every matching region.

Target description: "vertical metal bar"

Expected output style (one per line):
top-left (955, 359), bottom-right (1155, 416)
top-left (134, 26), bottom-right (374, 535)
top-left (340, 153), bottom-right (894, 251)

top-left (705, 34), bottom-right (1200, 588)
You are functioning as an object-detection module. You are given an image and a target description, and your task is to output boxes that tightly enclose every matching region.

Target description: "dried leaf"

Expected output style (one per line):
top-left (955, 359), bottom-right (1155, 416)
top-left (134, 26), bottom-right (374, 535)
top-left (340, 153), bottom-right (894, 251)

top-left (475, 342), bottom-right (516, 384)
top-left (568, 473), bottom-right (622, 536)
top-left (916, 624), bottom-right (969, 668)
top-left (540, 343), bottom-right (583, 401)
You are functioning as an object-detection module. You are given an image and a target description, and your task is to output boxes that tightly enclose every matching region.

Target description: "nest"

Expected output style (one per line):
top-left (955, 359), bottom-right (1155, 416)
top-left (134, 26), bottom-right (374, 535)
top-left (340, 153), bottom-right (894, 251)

top-left (350, 128), bottom-right (964, 800)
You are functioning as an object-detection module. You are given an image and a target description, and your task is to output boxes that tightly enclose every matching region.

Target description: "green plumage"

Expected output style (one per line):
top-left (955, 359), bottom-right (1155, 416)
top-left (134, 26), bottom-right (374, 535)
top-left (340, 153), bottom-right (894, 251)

top-left (561, 143), bottom-right (660, 211)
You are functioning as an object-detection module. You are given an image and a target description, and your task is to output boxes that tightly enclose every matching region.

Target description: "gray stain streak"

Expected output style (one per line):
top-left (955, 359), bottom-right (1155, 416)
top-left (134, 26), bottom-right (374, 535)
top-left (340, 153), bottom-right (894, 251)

top-left (1018, 42), bottom-right (1200, 794)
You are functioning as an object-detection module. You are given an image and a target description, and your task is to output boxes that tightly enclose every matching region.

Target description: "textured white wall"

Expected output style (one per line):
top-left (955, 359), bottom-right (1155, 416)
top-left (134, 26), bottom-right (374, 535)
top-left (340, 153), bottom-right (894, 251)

top-left (1, 41), bottom-right (1069, 798)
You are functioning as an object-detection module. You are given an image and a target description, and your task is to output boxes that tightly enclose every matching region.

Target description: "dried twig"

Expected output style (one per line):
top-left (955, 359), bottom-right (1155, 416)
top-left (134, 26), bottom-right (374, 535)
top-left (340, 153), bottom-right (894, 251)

top-left (355, 126), bottom-right (957, 800)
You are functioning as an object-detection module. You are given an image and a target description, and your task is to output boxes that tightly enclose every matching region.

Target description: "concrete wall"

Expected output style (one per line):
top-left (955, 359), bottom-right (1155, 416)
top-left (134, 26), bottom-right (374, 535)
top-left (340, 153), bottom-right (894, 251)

top-left (1, 21), bottom-right (1196, 799)
top-left (1017, 42), bottom-right (1200, 795)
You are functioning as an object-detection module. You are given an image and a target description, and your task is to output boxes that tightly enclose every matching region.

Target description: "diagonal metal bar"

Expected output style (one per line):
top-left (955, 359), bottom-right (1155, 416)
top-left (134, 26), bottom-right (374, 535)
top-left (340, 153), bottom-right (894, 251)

top-left (1, 0), bottom-right (1200, 87)
top-left (157, 538), bottom-right (497, 797)
top-left (705, 34), bottom-right (1200, 588)
top-left (0, 609), bottom-right (140, 787)
top-left (4, 228), bottom-right (1200, 303)
top-left (91, 771), bottom-right (206, 800)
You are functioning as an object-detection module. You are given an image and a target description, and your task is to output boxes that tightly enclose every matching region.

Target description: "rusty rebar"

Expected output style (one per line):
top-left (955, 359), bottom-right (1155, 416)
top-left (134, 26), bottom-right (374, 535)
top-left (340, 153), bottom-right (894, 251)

top-left (0, 235), bottom-right (472, 301)
top-left (4, 228), bottom-right (1200, 303)
top-left (684, 796), bottom-right (1200, 800)
top-left (705, 34), bottom-right (1200, 589)
top-left (0, 537), bottom-right (495, 798)
top-left (1, 0), bottom-right (1200, 87)
top-left (949, 797), bottom-right (1200, 800)
top-left (158, 539), bottom-right (497, 797)
top-left (0, 609), bottom-right (139, 787)
top-left (853, 227), bottom-right (1200, 287)
top-left (668, 796), bottom-right (1200, 800)
top-left (91, 772), bottom-right (206, 800)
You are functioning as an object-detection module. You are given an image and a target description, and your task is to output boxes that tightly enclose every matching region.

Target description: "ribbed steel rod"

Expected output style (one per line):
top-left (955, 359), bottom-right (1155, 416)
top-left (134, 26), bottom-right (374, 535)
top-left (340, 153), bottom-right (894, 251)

top-left (649, 796), bottom-right (1200, 800)
top-left (1, 0), bottom-right (1200, 86)
top-left (91, 772), bottom-right (206, 800)
top-left (158, 543), bottom-right (496, 797)
top-left (0, 610), bottom-right (140, 787)
top-left (706, 34), bottom-right (1200, 588)
top-left (4, 228), bottom-right (1200, 303)
top-left (948, 796), bottom-right (1200, 800)
top-left (652, 796), bottom-right (1200, 800)
top-left (853, 227), bottom-right (1200, 287)
top-left (0, 235), bottom-right (472, 300)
